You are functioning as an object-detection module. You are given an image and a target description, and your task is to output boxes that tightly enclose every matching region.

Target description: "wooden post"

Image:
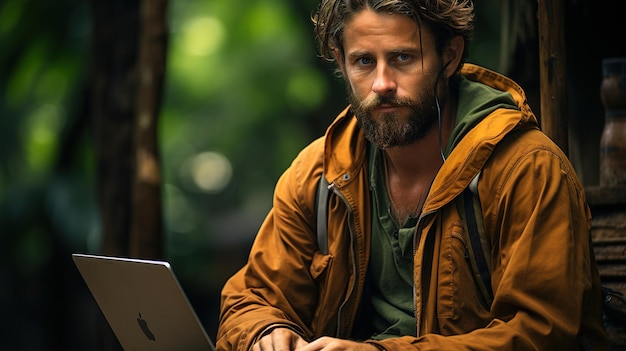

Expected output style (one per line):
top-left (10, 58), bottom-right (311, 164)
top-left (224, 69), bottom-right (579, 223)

top-left (538, 0), bottom-right (568, 155)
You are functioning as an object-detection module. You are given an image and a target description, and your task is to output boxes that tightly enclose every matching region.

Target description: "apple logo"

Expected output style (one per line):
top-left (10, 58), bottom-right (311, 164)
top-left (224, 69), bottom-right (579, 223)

top-left (137, 313), bottom-right (156, 341)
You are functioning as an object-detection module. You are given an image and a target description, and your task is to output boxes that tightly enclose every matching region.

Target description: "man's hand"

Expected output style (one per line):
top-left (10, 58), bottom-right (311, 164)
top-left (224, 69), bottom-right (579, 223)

top-left (253, 329), bottom-right (380, 351)
top-left (295, 336), bottom-right (379, 351)
top-left (253, 327), bottom-right (309, 351)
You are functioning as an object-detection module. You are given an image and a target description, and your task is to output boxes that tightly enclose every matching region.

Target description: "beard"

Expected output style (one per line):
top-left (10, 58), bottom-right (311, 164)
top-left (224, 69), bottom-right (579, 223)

top-left (349, 78), bottom-right (447, 149)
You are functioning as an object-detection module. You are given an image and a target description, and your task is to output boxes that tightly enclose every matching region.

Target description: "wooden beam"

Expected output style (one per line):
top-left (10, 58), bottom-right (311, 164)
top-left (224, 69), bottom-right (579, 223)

top-left (538, 0), bottom-right (569, 155)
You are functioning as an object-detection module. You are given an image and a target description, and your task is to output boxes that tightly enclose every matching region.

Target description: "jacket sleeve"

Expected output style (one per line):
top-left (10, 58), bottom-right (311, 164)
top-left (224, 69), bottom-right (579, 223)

top-left (216, 139), bottom-right (324, 351)
top-left (374, 130), bottom-right (607, 351)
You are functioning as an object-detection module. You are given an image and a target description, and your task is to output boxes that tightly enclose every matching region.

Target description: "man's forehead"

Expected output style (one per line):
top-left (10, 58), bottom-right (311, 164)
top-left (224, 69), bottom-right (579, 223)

top-left (342, 10), bottom-right (428, 50)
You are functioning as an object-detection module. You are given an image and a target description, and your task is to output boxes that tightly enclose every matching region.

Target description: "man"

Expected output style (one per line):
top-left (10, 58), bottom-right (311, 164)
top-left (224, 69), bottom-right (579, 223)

top-left (216, 1), bottom-right (609, 350)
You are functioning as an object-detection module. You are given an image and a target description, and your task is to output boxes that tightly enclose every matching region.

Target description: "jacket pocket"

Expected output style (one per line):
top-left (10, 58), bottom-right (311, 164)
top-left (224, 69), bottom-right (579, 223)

top-left (310, 252), bottom-right (337, 337)
top-left (437, 221), bottom-right (468, 319)
top-left (310, 251), bottom-right (336, 335)
top-left (437, 221), bottom-right (492, 335)
top-left (310, 251), bottom-right (332, 279)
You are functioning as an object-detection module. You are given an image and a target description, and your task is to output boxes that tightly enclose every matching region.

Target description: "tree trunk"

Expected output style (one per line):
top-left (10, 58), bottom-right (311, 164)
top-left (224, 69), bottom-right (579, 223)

top-left (90, 0), bottom-right (168, 348)
top-left (91, 0), bottom-right (168, 260)
top-left (130, 0), bottom-right (168, 259)
top-left (91, 0), bottom-right (138, 260)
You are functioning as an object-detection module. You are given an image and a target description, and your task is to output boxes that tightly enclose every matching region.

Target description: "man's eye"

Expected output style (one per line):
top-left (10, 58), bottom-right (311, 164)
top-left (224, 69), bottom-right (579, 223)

top-left (397, 54), bottom-right (411, 62)
top-left (357, 57), bottom-right (373, 65)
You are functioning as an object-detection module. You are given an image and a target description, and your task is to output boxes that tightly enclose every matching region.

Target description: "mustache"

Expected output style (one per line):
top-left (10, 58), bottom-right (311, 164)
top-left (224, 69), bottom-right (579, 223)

top-left (358, 95), bottom-right (415, 110)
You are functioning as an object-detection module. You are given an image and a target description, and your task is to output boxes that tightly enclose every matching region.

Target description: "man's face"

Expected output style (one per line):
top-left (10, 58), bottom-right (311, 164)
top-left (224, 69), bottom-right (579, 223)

top-left (339, 9), bottom-right (446, 149)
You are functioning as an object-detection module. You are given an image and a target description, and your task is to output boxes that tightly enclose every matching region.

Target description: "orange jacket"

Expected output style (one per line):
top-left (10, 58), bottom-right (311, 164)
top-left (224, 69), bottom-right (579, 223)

top-left (216, 64), bottom-right (609, 351)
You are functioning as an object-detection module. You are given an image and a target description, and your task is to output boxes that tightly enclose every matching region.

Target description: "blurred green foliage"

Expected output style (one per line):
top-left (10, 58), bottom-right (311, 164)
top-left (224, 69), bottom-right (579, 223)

top-left (0, 0), bottom-right (500, 349)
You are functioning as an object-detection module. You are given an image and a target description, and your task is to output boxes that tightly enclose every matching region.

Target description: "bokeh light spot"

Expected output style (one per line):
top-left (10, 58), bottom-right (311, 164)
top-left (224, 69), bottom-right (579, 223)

top-left (183, 16), bottom-right (225, 56)
top-left (181, 151), bottom-right (233, 193)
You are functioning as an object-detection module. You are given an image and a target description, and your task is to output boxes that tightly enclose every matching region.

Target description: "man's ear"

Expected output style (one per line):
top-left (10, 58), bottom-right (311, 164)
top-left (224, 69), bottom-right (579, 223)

top-left (333, 48), bottom-right (347, 78)
top-left (443, 36), bottom-right (464, 78)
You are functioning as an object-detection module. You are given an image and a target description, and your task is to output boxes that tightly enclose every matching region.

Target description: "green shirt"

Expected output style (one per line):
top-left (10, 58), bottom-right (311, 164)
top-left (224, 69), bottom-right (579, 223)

top-left (368, 144), bottom-right (418, 340)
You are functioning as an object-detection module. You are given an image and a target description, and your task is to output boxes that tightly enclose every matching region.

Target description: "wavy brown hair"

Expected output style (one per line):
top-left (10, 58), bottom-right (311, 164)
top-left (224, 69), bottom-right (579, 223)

top-left (312, 0), bottom-right (474, 73)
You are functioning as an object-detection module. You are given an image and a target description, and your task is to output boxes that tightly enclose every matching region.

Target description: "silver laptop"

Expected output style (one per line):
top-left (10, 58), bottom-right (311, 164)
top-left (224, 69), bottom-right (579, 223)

top-left (72, 253), bottom-right (216, 351)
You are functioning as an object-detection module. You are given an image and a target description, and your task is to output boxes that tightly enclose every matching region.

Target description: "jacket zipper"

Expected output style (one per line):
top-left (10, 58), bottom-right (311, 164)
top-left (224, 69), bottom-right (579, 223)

top-left (328, 182), bottom-right (359, 338)
top-left (412, 209), bottom-right (436, 337)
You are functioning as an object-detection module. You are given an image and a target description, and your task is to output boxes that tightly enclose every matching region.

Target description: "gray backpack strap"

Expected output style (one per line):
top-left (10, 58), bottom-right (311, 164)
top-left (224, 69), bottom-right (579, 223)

top-left (469, 172), bottom-right (492, 273)
top-left (316, 174), bottom-right (330, 255)
top-left (463, 171), bottom-right (493, 306)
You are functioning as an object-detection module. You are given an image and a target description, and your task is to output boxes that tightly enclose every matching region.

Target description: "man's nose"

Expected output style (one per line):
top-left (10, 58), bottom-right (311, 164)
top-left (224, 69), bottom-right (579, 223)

top-left (372, 64), bottom-right (397, 96)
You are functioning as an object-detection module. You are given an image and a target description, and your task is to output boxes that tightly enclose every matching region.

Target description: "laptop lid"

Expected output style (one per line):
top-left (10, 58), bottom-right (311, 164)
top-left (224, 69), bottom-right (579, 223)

top-left (72, 253), bottom-right (215, 351)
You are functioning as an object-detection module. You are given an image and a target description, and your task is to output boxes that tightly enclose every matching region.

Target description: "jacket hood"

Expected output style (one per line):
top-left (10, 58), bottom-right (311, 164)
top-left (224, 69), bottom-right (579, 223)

top-left (445, 73), bottom-right (519, 155)
top-left (426, 63), bottom-right (539, 213)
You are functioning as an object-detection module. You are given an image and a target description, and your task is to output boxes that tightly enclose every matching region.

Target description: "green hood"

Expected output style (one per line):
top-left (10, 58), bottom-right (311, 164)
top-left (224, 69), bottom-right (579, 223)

top-left (445, 76), bottom-right (519, 156)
